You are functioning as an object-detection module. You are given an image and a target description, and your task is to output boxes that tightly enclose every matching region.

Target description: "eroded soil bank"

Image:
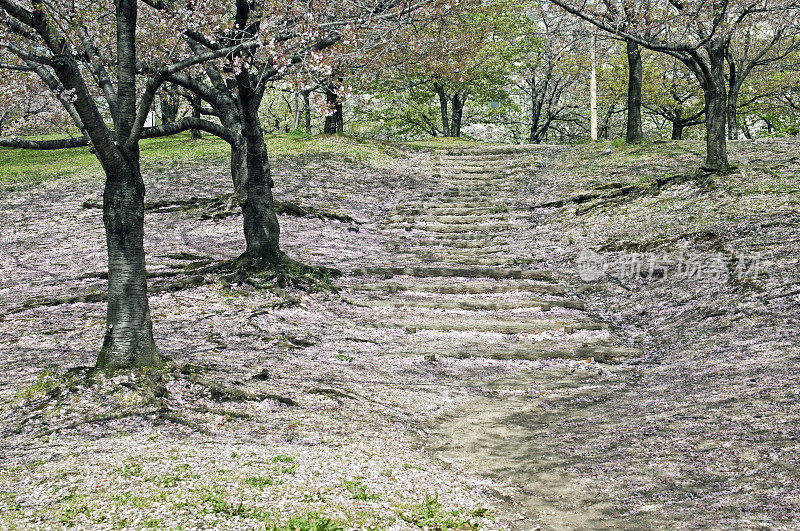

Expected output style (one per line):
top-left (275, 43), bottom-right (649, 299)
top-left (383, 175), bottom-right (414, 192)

top-left (1, 136), bottom-right (799, 529)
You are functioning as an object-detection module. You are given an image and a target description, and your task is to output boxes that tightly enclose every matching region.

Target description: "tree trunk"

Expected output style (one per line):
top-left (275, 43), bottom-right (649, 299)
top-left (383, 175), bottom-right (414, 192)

top-left (95, 156), bottom-right (159, 368)
top-left (590, 35), bottom-right (598, 141)
top-left (292, 89), bottom-right (301, 131)
top-left (161, 96), bottom-right (178, 126)
top-left (742, 118), bottom-right (752, 140)
top-left (450, 93), bottom-right (465, 138)
top-left (435, 84), bottom-right (451, 137)
top-left (703, 38), bottom-right (730, 172)
top-left (235, 77), bottom-right (282, 269)
top-left (598, 102), bottom-right (616, 139)
top-left (323, 83), bottom-right (343, 134)
top-left (191, 95), bottom-right (202, 140)
top-left (303, 90), bottom-right (312, 135)
top-left (95, 0), bottom-right (158, 369)
top-left (625, 41), bottom-right (643, 144)
top-left (529, 82), bottom-right (543, 143)
top-left (726, 85), bottom-right (740, 140)
top-left (335, 101), bottom-right (344, 133)
top-left (671, 121), bottom-right (685, 140)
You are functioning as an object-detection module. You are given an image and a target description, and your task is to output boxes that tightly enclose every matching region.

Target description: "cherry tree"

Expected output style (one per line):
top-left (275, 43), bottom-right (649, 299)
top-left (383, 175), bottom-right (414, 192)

top-left (725, 20), bottom-right (800, 139)
top-left (549, 0), bottom-right (800, 172)
top-left (142, 0), bottom-right (439, 267)
top-left (642, 55), bottom-right (706, 140)
top-left (507, 5), bottom-right (582, 143)
top-left (0, 0), bottom-right (259, 368)
top-left (361, 0), bottom-right (525, 138)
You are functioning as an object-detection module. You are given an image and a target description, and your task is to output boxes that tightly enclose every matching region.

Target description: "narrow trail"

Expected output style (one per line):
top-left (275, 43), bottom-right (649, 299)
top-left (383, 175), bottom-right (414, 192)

top-left (341, 147), bottom-right (646, 529)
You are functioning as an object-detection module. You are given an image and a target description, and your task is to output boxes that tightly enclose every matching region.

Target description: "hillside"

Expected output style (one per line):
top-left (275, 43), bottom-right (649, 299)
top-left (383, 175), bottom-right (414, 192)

top-left (1, 135), bottom-right (799, 529)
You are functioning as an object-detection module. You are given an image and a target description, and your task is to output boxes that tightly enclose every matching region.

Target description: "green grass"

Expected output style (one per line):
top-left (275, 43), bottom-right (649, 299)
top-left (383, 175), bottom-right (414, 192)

top-left (0, 141), bottom-right (100, 185)
top-left (278, 515), bottom-right (344, 531)
top-left (244, 476), bottom-right (274, 490)
top-left (196, 486), bottom-right (343, 529)
top-left (0, 132), bottom-right (395, 188)
top-left (343, 479), bottom-right (381, 501)
top-left (398, 494), bottom-right (488, 530)
top-left (16, 370), bottom-right (60, 401)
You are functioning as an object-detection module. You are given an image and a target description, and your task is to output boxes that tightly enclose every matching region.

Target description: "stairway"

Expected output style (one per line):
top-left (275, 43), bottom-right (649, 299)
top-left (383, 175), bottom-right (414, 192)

top-left (342, 147), bottom-right (639, 364)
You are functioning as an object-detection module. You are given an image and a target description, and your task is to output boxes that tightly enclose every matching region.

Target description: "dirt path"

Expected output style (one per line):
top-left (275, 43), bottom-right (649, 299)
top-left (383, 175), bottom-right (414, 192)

top-left (339, 147), bottom-right (645, 529)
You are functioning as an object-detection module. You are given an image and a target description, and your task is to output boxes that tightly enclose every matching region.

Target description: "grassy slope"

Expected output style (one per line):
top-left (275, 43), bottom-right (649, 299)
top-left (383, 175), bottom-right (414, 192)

top-left (0, 133), bottom-right (398, 188)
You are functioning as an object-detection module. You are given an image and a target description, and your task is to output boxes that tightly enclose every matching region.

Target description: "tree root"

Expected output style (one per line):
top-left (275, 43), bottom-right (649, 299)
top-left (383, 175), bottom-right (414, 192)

top-left (2, 274), bottom-right (213, 317)
top-left (308, 387), bottom-right (358, 401)
top-left (13, 364), bottom-right (296, 438)
top-left (156, 411), bottom-right (216, 436)
top-left (2, 254), bottom-right (341, 318)
top-left (185, 373), bottom-right (296, 406)
top-left (218, 254), bottom-right (341, 296)
top-left (599, 229), bottom-right (725, 253)
top-left (534, 169), bottom-right (717, 215)
top-left (187, 405), bottom-right (255, 420)
top-left (41, 410), bottom-right (161, 436)
top-left (82, 195), bottom-right (362, 224)
top-left (763, 288), bottom-right (800, 301)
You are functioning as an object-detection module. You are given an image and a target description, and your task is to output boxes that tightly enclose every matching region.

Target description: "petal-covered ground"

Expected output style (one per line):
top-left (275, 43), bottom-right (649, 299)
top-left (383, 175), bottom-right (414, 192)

top-left (1, 135), bottom-right (799, 529)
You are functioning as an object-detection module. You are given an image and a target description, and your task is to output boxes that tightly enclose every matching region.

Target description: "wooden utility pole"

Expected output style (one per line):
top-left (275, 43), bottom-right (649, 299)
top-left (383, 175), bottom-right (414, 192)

top-left (590, 34), bottom-right (598, 141)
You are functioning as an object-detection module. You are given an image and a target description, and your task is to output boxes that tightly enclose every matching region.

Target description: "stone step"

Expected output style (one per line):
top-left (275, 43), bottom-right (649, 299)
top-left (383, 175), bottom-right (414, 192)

top-left (398, 203), bottom-right (499, 212)
top-left (358, 297), bottom-right (584, 311)
top-left (348, 279), bottom-right (566, 296)
top-left (438, 190), bottom-right (514, 198)
top-left (385, 222), bottom-right (520, 233)
top-left (426, 197), bottom-right (497, 205)
top-left (436, 146), bottom-right (541, 156)
top-left (390, 239), bottom-right (505, 249)
top-left (436, 172), bottom-right (510, 180)
top-left (437, 153), bottom-right (526, 161)
top-left (435, 163), bottom-right (511, 169)
top-left (437, 187), bottom-right (515, 196)
top-left (436, 163), bottom-right (512, 170)
top-left (432, 256), bottom-right (537, 267)
top-left (427, 240), bottom-right (497, 248)
top-left (376, 315), bottom-right (607, 334)
top-left (395, 247), bottom-right (506, 257)
top-left (392, 233), bottom-right (506, 242)
top-left (437, 155), bottom-right (513, 162)
top-left (415, 343), bottom-right (641, 364)
top-left (384, 250), bottom-right (507, 261)
top-left (436, 171), bottom-right (509, 179)
top-left (377, 256), bottom-right (523, 268)
top-left (347, 266), bottom-right (553, 281)
top-left (387, 214), bottom-right (510, 224)
top-left (396, 206), bottom-right (496, 215)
